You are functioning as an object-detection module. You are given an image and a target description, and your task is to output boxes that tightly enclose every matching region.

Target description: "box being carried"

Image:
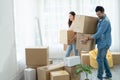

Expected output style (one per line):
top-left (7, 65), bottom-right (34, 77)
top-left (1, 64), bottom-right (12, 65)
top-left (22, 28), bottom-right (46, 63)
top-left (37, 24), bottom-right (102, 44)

top-left (60, 30), bottom-right (75, 44)
top-left (71, 15), bottom-right (98, 33)
top-left (50, 70), bottom-right (69, 80)
top-left (64, 56), bottom-right (80, 67)
top-left (25, 47), bottom-right (49, 67)
top-left (76, 33), bottom-right (95, 51)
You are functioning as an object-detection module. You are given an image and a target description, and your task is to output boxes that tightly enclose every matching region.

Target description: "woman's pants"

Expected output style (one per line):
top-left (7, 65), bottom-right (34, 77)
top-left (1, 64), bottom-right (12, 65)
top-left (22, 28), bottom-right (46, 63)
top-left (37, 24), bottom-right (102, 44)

top-left (65, 41), bottom-right (78, 57)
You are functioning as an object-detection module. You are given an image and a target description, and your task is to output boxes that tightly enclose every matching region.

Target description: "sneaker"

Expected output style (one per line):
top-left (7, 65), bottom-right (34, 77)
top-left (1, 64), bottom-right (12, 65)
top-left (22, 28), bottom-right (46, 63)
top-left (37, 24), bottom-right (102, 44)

top-left (103, 76), bottom-right (112, 79)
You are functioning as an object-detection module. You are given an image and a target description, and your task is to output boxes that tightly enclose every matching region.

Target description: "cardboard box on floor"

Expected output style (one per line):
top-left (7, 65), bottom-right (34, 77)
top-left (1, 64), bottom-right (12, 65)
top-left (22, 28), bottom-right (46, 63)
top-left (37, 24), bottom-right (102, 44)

top-left (37, 62), bottom-right (64, 80)
top-left (25, 47), bottom-right (49, 66)
top-left (71, 15), bottom-right (98, 34)
top-left (50, 70), bottom-right (69, 80)
top-left (60, 30), bottom-right (75, 44)
top-left (79, 50), bottom-right (89, 57)
top-left (64, 66), bottom-right (80, 80)
top-left (112, 52), bottom-right (120, 65)
top-left (76, 33), bottom-right (95, 51)
top-left (81, 53), bottom-right (90, 65)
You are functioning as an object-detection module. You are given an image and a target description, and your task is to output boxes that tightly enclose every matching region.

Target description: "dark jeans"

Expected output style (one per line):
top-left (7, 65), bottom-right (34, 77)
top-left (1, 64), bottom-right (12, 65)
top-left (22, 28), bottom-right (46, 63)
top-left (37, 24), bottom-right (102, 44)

top-left (97, 47), bottom-right (112, 80)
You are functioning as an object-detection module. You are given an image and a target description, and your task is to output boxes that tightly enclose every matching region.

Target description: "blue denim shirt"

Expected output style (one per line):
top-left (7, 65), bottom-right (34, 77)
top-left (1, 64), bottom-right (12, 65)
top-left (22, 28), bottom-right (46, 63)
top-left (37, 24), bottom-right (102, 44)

top-left (92, 15), bottom-right (112, 49)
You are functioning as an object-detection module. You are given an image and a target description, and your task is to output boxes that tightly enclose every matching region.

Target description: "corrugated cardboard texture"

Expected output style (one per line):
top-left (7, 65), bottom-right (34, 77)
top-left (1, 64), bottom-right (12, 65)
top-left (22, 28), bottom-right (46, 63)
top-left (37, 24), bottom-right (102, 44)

top-left (25, 47), bottom-right (49, 66)
top-left (50, 70), bottom-right (69, 80)
top-left (37, 63), bottom-right (64, 80)
top-left (71, 15), bottom-right (98, 34)
top-left (64, 66), bottom-right (80, 80)
top-left (112, 52), bottom-right (120, 65)
top-left (81, 53), bottom-right (90, 65)
top-left (76, 33), bottom-right (95, 51)
top-left (60, 30), bottom-right (75, 44)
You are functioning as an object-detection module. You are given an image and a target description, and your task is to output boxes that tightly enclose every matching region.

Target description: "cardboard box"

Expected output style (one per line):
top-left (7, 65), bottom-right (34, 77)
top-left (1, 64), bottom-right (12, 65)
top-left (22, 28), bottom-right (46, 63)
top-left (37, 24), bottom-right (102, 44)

top-left (25, 47), bottom-right (49, 66)
top-left (76, 33), bottom-right (95, 51)
top-left (79, 51), bottom-right (89, 58)
top-left (50, 70), bottom-right (69, 80)
top-left (71, 15), bottom-right (98, 33)
top-left (112, 52), bottom-right (120, 65)
top-left (37, 63), bottom-right (64, 80)
top-left (60, 30), bottom-right (75, 44)
top-left (64, 56), bottom-right (80, 67)
top-left (27, 65), bottom-right (41, 69)
top-left (81, 53), bottom-right (90, 65)
top-left (27, 59), bottom-right (52, 69)
top-left (64, 66), bottom-right (80, 80)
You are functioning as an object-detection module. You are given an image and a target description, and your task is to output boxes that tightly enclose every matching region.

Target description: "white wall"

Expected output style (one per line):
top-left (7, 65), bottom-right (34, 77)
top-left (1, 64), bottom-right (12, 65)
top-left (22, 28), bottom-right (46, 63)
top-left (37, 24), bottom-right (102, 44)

top-left (14, 0), bottom-right (39, 61)
top-left (0, 0), bottom-right (17, 80)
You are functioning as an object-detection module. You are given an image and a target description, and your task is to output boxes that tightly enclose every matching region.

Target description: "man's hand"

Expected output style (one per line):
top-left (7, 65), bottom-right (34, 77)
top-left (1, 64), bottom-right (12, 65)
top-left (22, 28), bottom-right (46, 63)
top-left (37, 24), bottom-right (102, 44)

top-left (80, 37), bottom-right (89, 44)
top-left (80, 36), bottom-right (93, 44)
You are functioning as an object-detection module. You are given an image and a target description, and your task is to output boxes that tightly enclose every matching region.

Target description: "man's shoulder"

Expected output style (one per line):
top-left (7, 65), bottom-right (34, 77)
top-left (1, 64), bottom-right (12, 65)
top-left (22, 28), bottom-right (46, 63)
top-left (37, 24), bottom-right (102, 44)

top-left (102, 16), bottom-right (110, 24)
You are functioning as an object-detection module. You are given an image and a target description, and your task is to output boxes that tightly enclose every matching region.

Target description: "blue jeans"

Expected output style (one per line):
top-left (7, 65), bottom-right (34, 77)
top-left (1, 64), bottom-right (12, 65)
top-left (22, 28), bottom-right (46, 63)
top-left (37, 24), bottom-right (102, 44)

top-left (65, 41), bottom-right (78, 57)
top-left (97, 47), bottom-right (112, 80)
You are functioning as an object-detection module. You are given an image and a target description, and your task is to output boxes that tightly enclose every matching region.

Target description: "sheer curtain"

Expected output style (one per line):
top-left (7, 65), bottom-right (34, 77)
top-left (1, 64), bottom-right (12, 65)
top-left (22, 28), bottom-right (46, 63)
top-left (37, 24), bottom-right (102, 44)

top-left (15, 0), bottom-right (120, 61)
top-left (38, 0), bottom-right (120, 59)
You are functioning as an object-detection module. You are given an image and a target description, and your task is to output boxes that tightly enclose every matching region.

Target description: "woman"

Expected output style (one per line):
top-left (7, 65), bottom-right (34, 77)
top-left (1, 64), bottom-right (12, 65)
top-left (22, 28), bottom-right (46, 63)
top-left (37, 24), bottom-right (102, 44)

top-left (65, 11), bottom-right (78, 57)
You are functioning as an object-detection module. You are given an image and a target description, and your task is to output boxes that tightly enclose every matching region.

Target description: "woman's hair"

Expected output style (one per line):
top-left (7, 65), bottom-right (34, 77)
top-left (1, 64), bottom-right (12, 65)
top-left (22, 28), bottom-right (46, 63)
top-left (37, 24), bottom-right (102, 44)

top-left (68, 11), bottom-right (76, 27)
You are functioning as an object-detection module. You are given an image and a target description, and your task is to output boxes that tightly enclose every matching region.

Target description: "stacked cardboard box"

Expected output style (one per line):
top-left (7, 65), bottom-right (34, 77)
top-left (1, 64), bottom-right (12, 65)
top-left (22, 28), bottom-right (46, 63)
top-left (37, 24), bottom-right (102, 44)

top-left (76, 33), bottom-right (95, 51)
top-left (60, 30), bottom-right (75, 44)
top-left (81, 53), bottom-right (90, 65)
top-left (25, 47), bottom-right (49, 80)
top-left (25, 47), bottom-right (49, 67)
top-left (112, 52), bottom-right (120, 65)
top-left (37, 62), bottom-right (64, 80)
top-left (71, 15), bottom-right (98, 51)
top-left (71, 15), bottom-right (98, 33)
top-left (50, 70), bottom-right (69, 80)
top-left (64, 66), bottom-right (80, 80)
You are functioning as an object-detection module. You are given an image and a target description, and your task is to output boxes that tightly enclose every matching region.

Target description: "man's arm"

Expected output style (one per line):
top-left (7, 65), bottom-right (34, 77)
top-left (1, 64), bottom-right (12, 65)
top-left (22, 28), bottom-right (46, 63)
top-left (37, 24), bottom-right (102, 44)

top-left (91, 20), bottom-right (109, 39)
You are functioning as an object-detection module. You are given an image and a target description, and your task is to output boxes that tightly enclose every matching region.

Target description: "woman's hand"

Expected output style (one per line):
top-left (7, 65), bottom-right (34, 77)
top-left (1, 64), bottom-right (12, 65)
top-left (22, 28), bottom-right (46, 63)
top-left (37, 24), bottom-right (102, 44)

top-left (68, 39), bottom-right (74, 44)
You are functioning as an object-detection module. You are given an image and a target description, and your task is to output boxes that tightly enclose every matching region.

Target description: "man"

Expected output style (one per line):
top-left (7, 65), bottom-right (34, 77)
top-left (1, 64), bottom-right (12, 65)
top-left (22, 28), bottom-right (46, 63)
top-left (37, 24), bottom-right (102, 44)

top-left (82, 6), bottom-right (112, 80)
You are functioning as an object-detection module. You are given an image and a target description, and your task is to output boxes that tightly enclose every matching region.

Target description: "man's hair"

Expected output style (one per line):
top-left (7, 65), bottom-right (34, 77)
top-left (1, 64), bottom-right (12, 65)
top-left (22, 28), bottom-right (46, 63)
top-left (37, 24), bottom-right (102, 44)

top-left (95, 6), bottom-right (104, 12)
